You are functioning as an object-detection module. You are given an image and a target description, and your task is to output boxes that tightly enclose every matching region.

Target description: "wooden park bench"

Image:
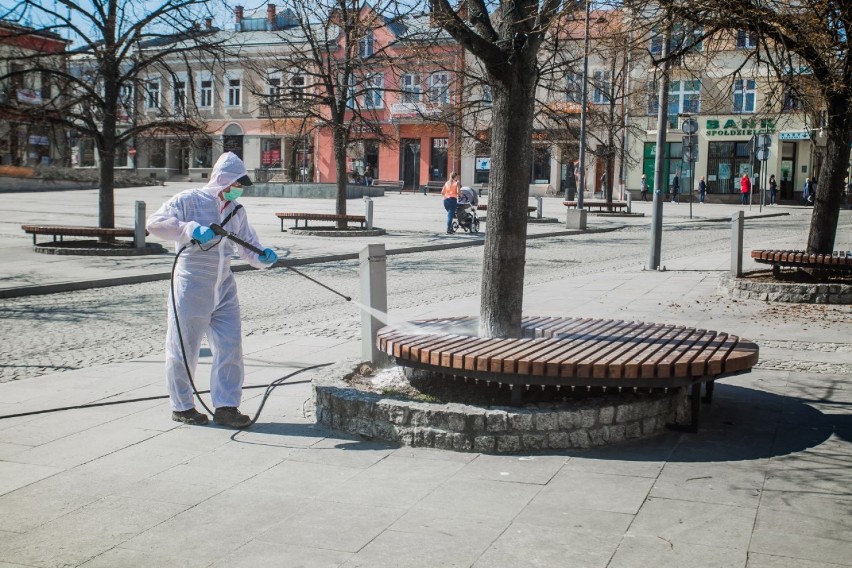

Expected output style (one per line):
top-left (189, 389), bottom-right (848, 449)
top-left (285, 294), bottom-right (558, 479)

top-left (563, 200), bottom-right (628, 212)
top-left (476, 204), bottom-right (538, 217)
top-left (377, 315), bottom-right (759, 432)
top-left (751, 249), bottom-right (852, 277)
top-left (421, 180), bottom-right (445, 194)
top-left (371, 179), bottom-right (405, 193)
top-left (22, 224), bottom-right (141, 245)
top-left (275, 212), bottom-right (366, 231)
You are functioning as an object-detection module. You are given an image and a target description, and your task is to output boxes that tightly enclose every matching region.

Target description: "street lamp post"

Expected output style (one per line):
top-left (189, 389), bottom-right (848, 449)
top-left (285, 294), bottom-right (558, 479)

top-left (577, 0), bottom-right (591, 209)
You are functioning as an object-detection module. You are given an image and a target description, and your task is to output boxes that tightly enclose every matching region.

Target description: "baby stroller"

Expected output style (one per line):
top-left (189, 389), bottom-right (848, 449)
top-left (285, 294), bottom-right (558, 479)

top-left (453, 186), bottom-right (480, 233)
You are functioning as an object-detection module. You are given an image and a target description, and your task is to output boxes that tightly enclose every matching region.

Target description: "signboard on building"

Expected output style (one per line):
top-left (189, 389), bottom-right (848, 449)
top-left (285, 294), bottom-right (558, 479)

top-left (476, 157), bottom-right (491, 170)
top-left (705, 118), bottom-right (776, 137)
top-left (779, 131), bottom-right (810, 140)
top-left (16, 89), bottom-right (42, 105)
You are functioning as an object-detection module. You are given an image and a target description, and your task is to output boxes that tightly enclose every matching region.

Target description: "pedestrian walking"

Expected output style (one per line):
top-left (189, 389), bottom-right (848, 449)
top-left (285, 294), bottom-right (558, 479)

top-left (442, 171), bottom-right (460, 234)
top-left (698, 176), bottom-right (706, 204)
top-left (769, 174), bottom-right (777, 206)
top-left (670, 174), bottom-right (680, 203)
top-left (802, 176), bottom-right (812, 204)
top-left (640, 174), bottom-right (648, 201)
top-left (146, 152), bottom-right (279, 428)
top-left (741, 173), bottom-right (751, 205)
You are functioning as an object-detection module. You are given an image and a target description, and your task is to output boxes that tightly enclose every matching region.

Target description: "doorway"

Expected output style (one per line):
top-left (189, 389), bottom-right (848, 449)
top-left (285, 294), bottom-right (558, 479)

top-left (780, 142), bottom-right (796, 201)
top-left (400, 139), bottom-right (420, 189)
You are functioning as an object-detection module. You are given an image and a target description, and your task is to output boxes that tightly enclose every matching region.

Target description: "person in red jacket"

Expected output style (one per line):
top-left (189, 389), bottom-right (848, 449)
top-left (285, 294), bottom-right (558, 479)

top-left (740, 173), bottom-right (751, 205)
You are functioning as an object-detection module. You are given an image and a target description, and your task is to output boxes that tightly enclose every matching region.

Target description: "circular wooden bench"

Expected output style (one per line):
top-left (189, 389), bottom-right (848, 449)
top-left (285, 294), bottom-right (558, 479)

top-left (377, 316), bottom-right (759, 432)
top-left (751, 249), bottom-right (852, 277)
top-left (563, 200), bottom-right (628, 211)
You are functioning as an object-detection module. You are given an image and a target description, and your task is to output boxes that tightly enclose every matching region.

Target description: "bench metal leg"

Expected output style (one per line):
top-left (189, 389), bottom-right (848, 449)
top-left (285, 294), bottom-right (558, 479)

top-left (511, 384), bottom-right (523, 406)
top-left (666, 382), bottom-right (701, 433)
top-left (702, 380), bottom-right (715, 404)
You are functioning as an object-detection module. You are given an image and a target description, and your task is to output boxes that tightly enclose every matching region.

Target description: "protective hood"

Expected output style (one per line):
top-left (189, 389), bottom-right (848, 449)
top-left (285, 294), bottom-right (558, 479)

top-left (202, 152), bottom-right (252, 195)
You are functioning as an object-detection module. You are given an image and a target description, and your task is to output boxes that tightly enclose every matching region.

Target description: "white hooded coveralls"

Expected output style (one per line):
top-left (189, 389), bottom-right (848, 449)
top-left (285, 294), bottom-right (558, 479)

top-left (146, 152), bottom-right (271, 411)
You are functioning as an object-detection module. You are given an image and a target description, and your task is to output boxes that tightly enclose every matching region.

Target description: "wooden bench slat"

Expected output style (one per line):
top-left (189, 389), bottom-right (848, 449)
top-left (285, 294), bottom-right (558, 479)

top-left (590, 322), bottom-right (665, 379)
top-left (722, 339), bottom-right (760, 373)
top-left (672, 331), bottom-right (718, 377)
top-left (606, 324), bottom-right (671, 379)
top-left (556, 320), bottom-right (636, 378)
top-left (689, 333), bottom-right (729, 376)
top-left (623, 325), bottom-right (682, 379)
top-left (639, 326), bottom-right (696, 379)
top-left (579, 321), bottom-right (648, 378)
top-left (654, 328), bottom-right (709, 378)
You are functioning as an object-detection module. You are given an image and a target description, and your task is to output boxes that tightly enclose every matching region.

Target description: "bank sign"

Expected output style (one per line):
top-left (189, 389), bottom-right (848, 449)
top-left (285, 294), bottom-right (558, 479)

top-left (705, 118), bottom-right (776, 137)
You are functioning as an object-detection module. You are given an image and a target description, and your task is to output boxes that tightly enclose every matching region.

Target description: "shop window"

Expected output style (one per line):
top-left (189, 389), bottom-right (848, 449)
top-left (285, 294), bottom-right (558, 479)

top-left (474, 142), bottom-right (490, 184)
top-left (429, 137), bottom-right (448, 181)
top-left (148, 139), bottom-right (166, 168)
top-left (530, 146), bottom-right (551, 183)
top-left (194, 140), bottom-right (212, 168)
top-left (260, 138), bottom-right (282, 168)
top-left (79, 138), bottom-right (96, 167)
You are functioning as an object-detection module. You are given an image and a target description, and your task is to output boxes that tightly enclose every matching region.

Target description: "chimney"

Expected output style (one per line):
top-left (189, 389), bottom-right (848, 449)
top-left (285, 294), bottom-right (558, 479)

top-left (205, 17), bottom-right (213, 29)
top-left (234, 5), bottom-right (243, 24)
top-left (267, 4), bottom-right (276, 27)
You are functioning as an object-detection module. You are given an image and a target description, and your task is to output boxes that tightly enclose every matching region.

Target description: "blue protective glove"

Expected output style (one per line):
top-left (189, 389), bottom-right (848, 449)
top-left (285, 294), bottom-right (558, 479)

top-left (258, 247), bottom-right (278, 264)
top-left (191, 225), bottom-right (215, 244)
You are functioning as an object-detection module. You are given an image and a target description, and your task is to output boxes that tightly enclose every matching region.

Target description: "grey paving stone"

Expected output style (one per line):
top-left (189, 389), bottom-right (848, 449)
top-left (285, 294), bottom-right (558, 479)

top-left (411, 477), bottom-right (541, 522)
top-left (0, 460), bottom-right (61, 496)
top-left (608, 535), bottom-right (748, 568)
top-left (238, 458), bottom-right (362, 498)
top-left (286, 437), bottom-right (397, 469)
top-left (542, 469), bottom-right (656, 515)
top-left (746, 552), bottom-right (848, 567)
top-left (391, 445), bottom-right (479, 463)
top-left (472, 521), bottom-right (621, 568)
top-left (453, 453), bottom-right (568, 485)
top-left (514, 492), bottom-right (634, 534)
top-left (0, 495), bottom-right (187, 568)
top-left (318, 454), bottom-right (466, 509)
top-left (341, 525), bottom-right (494, 568)
top-left (78, 546), bottom-right (212, 567)
top-left (627, 496), bottom-right (756, 551)
top-left (255, 499), bottom-right (405, 553)
top-left (749, 502), bottom-right (852, 566)
top-left (650, 460), bottom-right (769, 508)
top-left (210, 539), bottom-right (352, 568)
top-left (121, 486), bottom-right (309, 563)
top-left (0, 441), bottom-right (32, 460)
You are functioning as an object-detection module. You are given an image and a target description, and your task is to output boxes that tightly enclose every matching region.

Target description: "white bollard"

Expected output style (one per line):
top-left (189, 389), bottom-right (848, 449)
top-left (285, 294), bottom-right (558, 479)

top-left (565, 208), bottom-right (587, 230)
top-left (134, 201), bottom-right (146, 249)
top-left (359, 243), bottom-right (388, 364)
top-left (731, 211), bottom-right (744, 277)
top-left (536, 196), bottom-right (543, 219)
top-left (625, 192), bottom-right (632, 214)
top-left (363, 196), bottom-right (374, 229)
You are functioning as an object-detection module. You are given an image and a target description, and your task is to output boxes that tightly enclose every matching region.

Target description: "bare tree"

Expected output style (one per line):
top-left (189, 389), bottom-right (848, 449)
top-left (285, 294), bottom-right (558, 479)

top-left (244, 0), bottom-right (420, 227)
top-left (429, 0), bottom-right (578, 339)
top-left (0, 0), bottom-right (230, 229)
top-left (658, 0), bottom-right (852, 253)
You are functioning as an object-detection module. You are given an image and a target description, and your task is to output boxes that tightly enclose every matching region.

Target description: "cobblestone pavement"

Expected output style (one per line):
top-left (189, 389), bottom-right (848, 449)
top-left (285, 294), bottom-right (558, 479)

top-left (1, 213), bottom-right (850, 383)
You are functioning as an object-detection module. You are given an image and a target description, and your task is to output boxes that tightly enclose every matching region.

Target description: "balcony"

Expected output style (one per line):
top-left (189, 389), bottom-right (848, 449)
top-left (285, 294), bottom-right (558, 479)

top-left (390, 102), bottom-right (442, 120)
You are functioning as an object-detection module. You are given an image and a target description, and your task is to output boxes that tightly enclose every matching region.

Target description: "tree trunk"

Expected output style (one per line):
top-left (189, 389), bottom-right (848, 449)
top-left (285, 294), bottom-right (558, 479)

top-left (479, 71), bottom-right (537, 339)
top-left (98, 115), bottom-right (117, 230)
top-left (333, 128), bottom-right (349, 229)
top-left (807, 97), bottom-right (852, 254)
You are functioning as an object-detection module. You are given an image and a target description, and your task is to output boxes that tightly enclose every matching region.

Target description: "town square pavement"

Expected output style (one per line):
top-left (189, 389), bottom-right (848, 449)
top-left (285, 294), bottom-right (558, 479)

top-left (0, 184), bottom-right (850, 567)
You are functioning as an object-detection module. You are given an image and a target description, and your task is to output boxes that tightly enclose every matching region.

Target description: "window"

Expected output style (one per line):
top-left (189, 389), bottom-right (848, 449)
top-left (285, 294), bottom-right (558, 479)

top-left (401, 73), bottom-right (421, 103)
top-left (267, 75), bottom-right (282, 102)
top-left (592, 70), bottom-right (610, 104)
top-left (173, 79), bottom-right (186, 115)
top-left (565, 72), bottom-right (582, 103)
top-left (146, 80), bottom-right (160, 110)
top-left (650, 23), bottom-right (703, 56)
top-left (530, 146), bottom-right (551, 183)
top-left (227, 77), bottom-right (241, 107)
top-left (118, 83), bottom-right (133, 120)
top-left (359, 31), bottom-right (374, 58)
top-left (647, 80), bottom-right (658, 115)
top-left (199, 79), bottom-right (212, 108)
top-left (782, 87), bottom-right (801, 111)
top-left (260, 138), bottom-right (282, 168)
top-left (736, 30), bottom-right (757, 49)
top-left (194, 139), bottom-right (212, 167)
top-left (346, 75), bottom-right (357, 109)
top-left (364, 74), bottom-right (384, 108)
top-left (428, 72), bottom-right (449, 104)
top-left (290, 74), bottom-right (305, 101)
top-left (668, 79), bottom-right (701, 115)
top-left (733, 79), bottom-right (756, 113)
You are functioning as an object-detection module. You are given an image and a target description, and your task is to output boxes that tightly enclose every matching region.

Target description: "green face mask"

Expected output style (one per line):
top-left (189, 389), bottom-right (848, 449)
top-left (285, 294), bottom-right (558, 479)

top-left (222, 186), bottom-right (244, 201)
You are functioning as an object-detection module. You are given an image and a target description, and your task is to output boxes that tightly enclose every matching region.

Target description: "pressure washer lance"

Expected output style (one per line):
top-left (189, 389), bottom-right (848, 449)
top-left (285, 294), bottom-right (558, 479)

top-left (209, 223), bottom-right (351, 302)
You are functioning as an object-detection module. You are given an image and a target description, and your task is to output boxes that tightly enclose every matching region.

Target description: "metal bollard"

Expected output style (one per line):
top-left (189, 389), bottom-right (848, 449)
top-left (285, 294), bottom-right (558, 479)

top-left (134, 201), bottom-right (146, 249)
top-left (536, 196), bottom-right (543, 219)
top-left (359, 243), bottom-right (388, 364)
top-left (731, 211), bottom-right (744, 277)
top-left (625, 192), bottom-right (632, 214)
top-left (363, 196), bottom-right (373, 229)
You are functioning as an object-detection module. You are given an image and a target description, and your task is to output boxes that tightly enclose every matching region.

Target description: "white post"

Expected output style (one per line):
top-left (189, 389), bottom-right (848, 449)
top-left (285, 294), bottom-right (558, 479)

top-left (566, 208), bottom-right (587, 230)
top-left (359, 243), bottom-right (387, 364)
top-left (536, 196), bottom-right (543, 219)
top-left (625, 192), bottom-right (632, 214)
top-left (134, 201), bottom-right (146, 249)
top-left (731, 211), bottom-right (744, 277)
top-left (363, 196), bottom-right (373, 229)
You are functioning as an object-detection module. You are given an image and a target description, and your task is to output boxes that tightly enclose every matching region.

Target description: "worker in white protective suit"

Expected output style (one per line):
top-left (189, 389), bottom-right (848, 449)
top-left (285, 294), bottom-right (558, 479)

top-left (147, 152), bottom-right (279, 428)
